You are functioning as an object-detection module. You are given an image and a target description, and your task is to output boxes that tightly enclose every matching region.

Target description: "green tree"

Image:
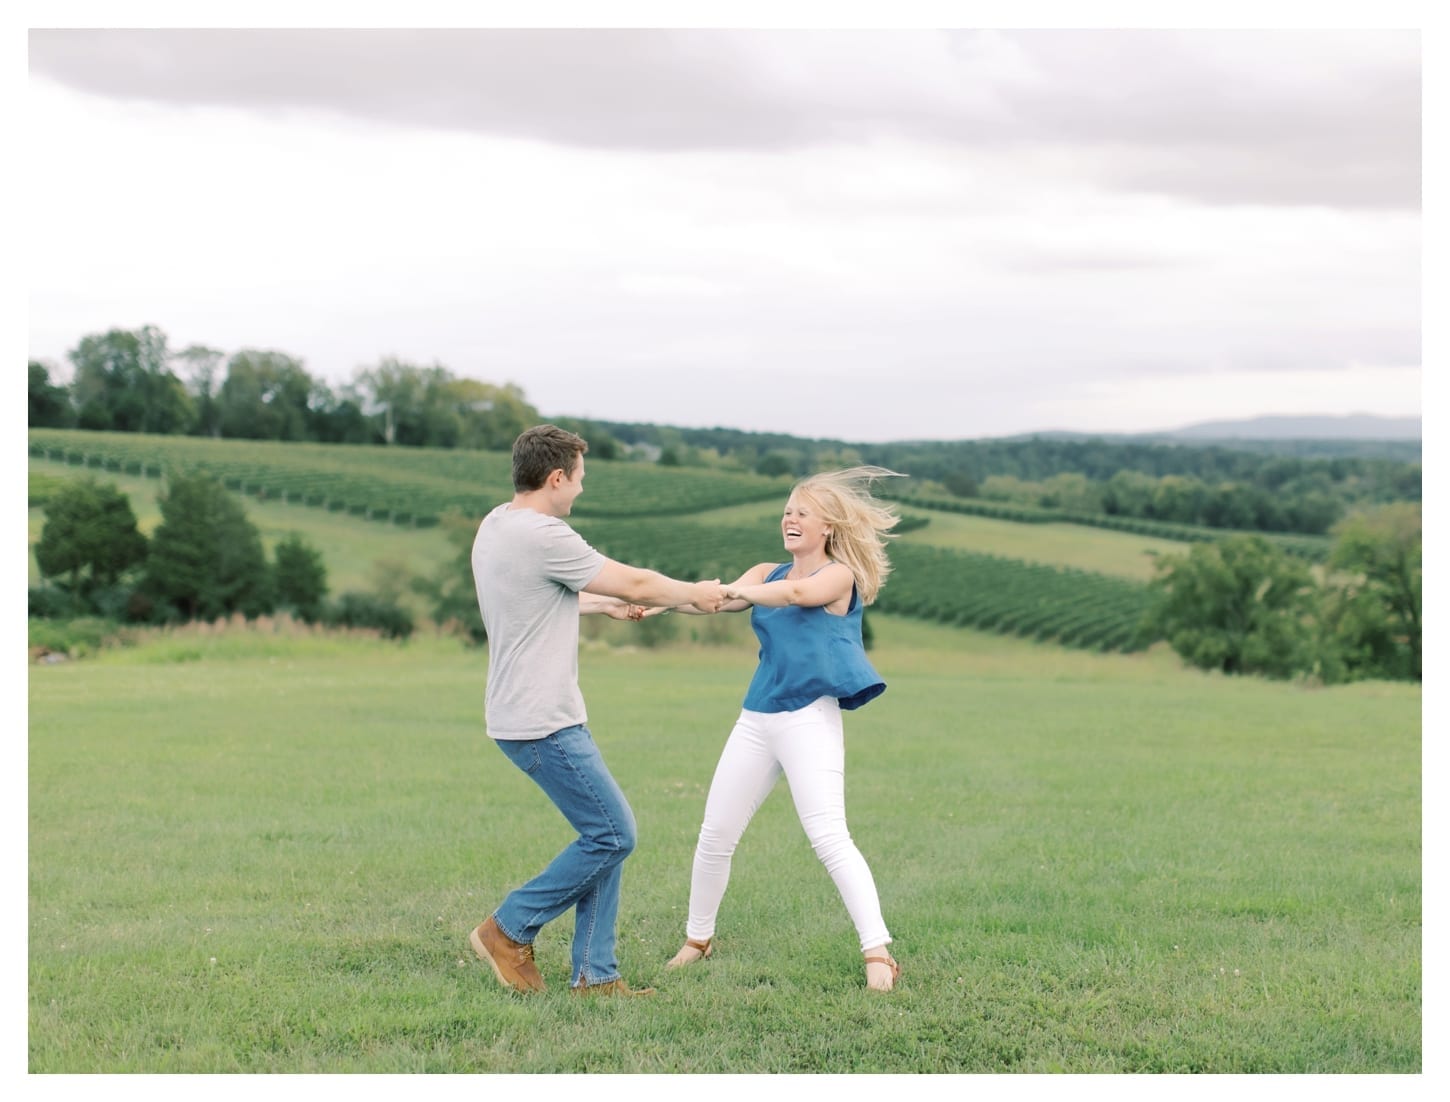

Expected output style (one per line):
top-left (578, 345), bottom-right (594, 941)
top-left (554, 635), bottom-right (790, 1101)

top-left (1142, 534), bottom-right (1318, 678)
top-left (355, 358), bottom-right (458, 446)
top-left (34, 478), bottom-right (148, 599)
top-left (1149, 474), bottom-right (1207, 524)
top-left (941, 470), bottom-right (979, 498)
top-left (272, 533), bottom-right (329, 621)
top-left (309, 385), bottom-right (375, 444)
top-left (143, 473), bottom-right (272, 621)
top-left (218, 350), bottom-right (319, 440)
top-left (174, 344), bottom-right (226, 438)
top-left (979, 474), bottom-right (1038, 505)
top-left (450, 378), bottom-right (541, 451)
top-left (1102, 469), bottom-right (1157, 517)
top-left (1323, 504), bottom-right (1421, 680)
top-left (1198, 483), bottom-right (1242, 529)
top-left (29, 361), bottom-right (73, 427)
top-left (69, 325), bottom-right (193, 434)
top-left (1040, 472), bottom-right (1101, 513)
top-left (755, 451), bottom-right (795, 478)
top-left (555, 418), bottom-right (621, 459)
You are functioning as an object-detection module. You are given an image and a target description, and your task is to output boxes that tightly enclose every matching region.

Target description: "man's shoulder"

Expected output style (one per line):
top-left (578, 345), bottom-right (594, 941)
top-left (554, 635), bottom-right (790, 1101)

top-left (480, 505), bottom-right (591, 550)
top-left (481, 504), bottom-right (566, 532)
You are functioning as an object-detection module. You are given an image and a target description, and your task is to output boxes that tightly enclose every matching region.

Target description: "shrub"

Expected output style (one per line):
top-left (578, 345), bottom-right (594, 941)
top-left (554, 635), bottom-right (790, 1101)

top-left (273, 533), bottom-right (329, 621)
top-left (29, 585), bottom-right (87, 620)
top-left (323, 593), bottom-right (415, 640)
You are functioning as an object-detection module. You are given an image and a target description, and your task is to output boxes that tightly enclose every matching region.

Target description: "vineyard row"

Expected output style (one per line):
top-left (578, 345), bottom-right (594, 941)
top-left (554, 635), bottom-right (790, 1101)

top-left (28, 430), bottom-right (784, 523)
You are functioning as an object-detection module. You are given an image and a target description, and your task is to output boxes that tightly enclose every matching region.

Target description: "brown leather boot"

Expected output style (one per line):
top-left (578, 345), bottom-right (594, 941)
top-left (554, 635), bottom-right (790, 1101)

top-left (470, 915), bottom-right (546, 993)
top-left (570, 977), bottom-right (656, 997)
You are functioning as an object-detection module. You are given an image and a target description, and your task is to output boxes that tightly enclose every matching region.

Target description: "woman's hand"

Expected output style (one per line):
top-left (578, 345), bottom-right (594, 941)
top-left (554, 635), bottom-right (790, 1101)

top-left (602, 601), bottom-right (647, 621)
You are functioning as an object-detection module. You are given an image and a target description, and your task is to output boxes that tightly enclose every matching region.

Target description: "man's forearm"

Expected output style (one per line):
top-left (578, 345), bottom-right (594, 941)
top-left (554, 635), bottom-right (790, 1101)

top-left (586, 560), bottom-right (723, 612)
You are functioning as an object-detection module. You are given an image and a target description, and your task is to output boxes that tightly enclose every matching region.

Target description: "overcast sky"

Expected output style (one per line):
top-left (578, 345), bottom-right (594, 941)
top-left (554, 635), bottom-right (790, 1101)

top-left (25, 21), bottom-right (1424, 442)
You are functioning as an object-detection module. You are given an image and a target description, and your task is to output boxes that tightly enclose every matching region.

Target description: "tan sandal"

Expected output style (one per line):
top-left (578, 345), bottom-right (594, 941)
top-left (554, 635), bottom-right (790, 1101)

top-left (666, 937), bottom-right (713, 969)
top-left (864, 952), bottom-right (900, 992)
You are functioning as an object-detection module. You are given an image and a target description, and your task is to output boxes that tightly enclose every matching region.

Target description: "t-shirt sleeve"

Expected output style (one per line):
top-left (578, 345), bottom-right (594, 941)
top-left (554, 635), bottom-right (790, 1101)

top-left (540, 520), bottom-right (606, 592)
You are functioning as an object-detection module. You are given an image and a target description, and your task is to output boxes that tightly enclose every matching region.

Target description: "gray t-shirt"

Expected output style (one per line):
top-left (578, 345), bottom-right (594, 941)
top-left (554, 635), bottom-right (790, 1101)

top-left (471, 503), bottom-right (606, 740)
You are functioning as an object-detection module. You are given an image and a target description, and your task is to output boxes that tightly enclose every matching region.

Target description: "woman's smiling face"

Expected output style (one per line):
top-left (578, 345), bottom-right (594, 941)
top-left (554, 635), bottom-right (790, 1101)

top-left (781, 492), bottom-right (830, 554)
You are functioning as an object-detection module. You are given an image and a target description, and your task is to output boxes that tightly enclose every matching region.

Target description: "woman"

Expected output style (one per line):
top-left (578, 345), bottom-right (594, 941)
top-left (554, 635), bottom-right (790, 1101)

top-left (665, 467), bottom-right (903, 992)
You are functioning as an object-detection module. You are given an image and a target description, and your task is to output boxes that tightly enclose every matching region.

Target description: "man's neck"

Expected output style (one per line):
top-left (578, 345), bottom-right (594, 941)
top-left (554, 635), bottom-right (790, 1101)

top-left (510, 490), bottom-right (562, 518)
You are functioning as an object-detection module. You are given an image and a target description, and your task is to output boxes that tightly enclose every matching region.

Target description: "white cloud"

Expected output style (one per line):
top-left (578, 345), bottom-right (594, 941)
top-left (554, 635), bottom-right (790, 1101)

top-left (25, 27), bottom-right (1423, 442)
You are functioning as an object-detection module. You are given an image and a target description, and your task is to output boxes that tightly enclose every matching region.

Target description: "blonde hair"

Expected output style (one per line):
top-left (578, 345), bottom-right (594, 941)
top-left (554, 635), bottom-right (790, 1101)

top-left (790, 466), bottom-right (904, 605)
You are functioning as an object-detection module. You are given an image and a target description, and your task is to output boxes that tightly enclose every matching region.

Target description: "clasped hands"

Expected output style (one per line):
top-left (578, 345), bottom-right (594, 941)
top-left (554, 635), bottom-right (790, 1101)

top-left (686, 579), bottom-right (754, 613)
top-left (605, 579), bottom-right (747, 620)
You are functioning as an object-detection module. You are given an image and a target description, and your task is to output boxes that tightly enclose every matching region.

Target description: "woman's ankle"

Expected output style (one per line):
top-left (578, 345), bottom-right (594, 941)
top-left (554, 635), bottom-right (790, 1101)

top-left (863, 945), bottom-right (898, 991)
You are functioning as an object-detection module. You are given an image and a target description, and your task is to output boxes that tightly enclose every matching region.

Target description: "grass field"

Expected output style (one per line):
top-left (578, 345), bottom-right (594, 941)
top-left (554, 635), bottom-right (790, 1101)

top-left (24, 446), bottom-right (1426, 1075)
top-left (28, 614), bottom-right (1421, 1073)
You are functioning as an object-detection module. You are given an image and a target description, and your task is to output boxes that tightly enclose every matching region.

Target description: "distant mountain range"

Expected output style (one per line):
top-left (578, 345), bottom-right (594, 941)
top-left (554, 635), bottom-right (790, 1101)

top-left (1162, 414), bottom-right (1421, 440)
top-left (1022, 414), bottom-right (1421, 443)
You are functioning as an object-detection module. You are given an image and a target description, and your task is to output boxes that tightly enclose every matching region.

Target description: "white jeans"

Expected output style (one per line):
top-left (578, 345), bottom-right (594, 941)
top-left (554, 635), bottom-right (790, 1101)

top-left (684, 696), bottom-right (892, 952)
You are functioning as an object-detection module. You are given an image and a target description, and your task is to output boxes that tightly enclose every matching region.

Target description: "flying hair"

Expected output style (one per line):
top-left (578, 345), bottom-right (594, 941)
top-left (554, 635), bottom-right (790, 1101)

top-left (790, 466), bottom-right (904, 605)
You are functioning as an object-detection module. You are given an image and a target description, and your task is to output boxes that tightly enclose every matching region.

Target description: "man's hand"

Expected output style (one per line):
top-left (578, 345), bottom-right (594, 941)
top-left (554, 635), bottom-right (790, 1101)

top-left (690, 579), bottom-right (725, 614)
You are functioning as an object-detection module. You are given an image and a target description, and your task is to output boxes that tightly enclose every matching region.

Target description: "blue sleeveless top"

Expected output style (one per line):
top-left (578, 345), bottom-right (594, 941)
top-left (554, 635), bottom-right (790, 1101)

top-left (741, 563), bottom-right (886, 713)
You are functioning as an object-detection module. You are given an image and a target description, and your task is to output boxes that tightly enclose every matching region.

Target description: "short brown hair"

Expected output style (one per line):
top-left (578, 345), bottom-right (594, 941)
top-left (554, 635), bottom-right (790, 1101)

top-left (512, 424), bottom-right (588, 492)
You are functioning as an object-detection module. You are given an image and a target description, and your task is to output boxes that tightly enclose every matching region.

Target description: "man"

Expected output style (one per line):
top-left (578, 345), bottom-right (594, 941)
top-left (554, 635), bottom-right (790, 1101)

top-left (469, 424), bottom-right (724, 996)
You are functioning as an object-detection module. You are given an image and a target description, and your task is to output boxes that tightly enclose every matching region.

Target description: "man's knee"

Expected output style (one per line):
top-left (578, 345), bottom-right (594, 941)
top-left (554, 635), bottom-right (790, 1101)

top-left (584, 815), bottom-right (636, 859)
top-left (615, 818), bottom-right (637, 858)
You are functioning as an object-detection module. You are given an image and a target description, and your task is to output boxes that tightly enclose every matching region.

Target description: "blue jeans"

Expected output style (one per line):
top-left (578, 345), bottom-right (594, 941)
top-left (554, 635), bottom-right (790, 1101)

top-left (491, 725), bottom-right (637, 987)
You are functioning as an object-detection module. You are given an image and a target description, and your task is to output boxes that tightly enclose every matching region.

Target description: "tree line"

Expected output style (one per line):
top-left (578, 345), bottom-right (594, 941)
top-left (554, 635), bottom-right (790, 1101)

top-left (594, 422), bottom-right (1420, 537)
top-left (28, 324), bottom-right (554, 453)
top-left (30, 324), bottom-right (1420, 540)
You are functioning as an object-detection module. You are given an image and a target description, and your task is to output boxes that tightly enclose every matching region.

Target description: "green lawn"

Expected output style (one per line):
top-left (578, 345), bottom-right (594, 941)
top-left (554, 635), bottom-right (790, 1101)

top-left (28, 616), bottom-right (1421, 1073)
top-left (893, 509), bottom-right (1186, 582)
